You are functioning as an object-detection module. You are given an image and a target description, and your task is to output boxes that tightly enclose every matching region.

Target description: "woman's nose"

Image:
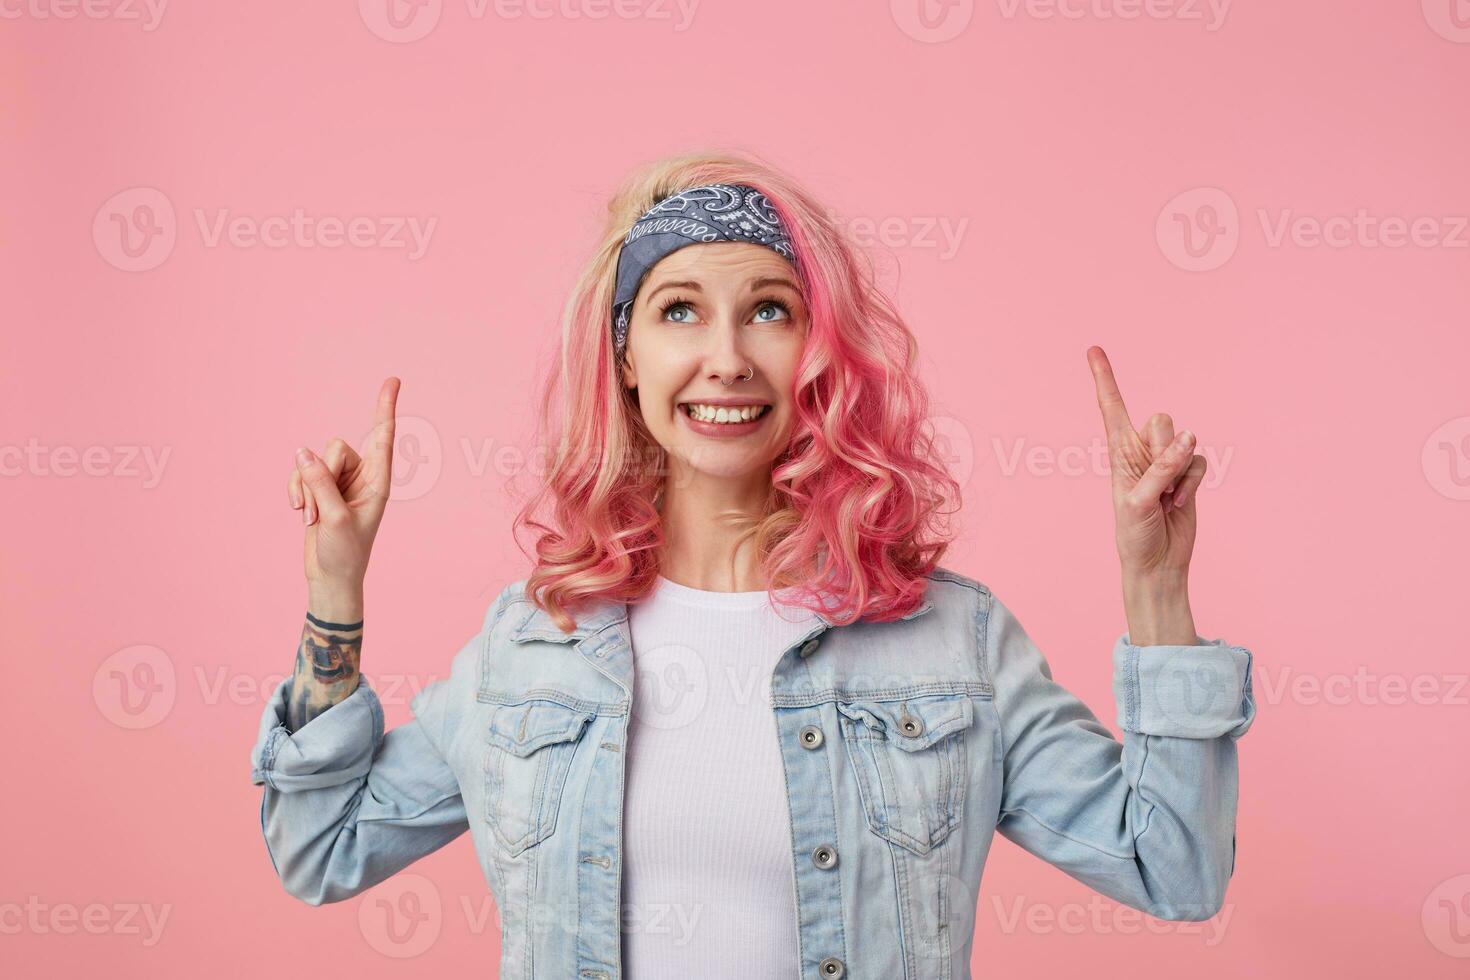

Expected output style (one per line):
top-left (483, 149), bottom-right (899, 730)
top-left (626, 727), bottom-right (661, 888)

top-left (701, 317), bottom-right (748, 376)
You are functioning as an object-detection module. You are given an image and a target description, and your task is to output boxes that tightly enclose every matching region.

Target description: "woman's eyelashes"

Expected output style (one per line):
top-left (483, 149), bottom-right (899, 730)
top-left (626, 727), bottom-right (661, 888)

top-left (656, 295), bottom-right (794, 324)
top-left (657, 294), bottom-right (696, 322)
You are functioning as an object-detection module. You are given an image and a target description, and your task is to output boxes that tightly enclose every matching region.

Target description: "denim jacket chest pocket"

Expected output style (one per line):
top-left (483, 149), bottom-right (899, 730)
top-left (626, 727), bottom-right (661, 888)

top-left (835, 692), bottom-right (976, 855)
top-left (481, 697), bottom-right (596, 857)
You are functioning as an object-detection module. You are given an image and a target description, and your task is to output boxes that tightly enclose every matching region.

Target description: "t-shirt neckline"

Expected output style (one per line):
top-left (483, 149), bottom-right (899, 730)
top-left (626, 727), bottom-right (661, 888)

top-left (651, 574), bottom-right (806, 612)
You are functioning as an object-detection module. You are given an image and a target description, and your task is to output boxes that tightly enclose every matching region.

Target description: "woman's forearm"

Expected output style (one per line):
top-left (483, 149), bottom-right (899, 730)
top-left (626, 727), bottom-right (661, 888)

top-left (286, 584), bottom-right (365, 732)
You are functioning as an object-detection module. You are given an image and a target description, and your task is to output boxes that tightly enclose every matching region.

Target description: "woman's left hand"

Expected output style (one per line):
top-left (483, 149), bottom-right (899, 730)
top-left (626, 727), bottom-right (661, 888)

top-left (1088, 345), bottom-right (1206, 644)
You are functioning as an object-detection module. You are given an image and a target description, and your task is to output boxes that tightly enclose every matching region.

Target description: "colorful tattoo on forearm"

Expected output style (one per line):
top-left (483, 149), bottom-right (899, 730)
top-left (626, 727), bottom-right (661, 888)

top-left (286, 616), bottom-right (363, 732)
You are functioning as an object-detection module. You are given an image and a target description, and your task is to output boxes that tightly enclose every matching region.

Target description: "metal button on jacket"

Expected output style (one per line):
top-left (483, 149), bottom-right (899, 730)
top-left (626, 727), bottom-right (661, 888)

top-left (896, 712), bottom-right (924, 737)
top-left (811, 844), bottom-right (838, 870)
top-left (818, 956), bottom-right (846, 978)
top-left (799, 637), bottom-right (820, 658)
top-left (798, 724), bottom-right (824, 749)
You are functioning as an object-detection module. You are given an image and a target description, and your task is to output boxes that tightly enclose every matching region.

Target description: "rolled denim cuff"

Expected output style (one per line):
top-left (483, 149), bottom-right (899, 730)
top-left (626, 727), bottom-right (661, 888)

top-left (249, 674), bottom-right (385, 791)
top-left (1112, 634), bottom-right (1255, 739)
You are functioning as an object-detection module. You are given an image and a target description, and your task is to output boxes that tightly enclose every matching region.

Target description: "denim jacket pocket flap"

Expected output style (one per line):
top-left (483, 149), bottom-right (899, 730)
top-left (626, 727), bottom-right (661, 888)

top-left (835, 693), bottom-right (974, 751)
top-left (836, 692), bottom-right (973, 855)
top-left (485, 699), bottom-right (595, 757)
top-left (483, 699), bottom-right (595, 856)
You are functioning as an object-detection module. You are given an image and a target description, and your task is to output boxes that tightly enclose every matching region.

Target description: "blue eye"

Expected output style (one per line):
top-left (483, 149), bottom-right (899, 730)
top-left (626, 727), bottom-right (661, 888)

top-left (754, 301), bottom-right (790, 322)
top-left (658, 296), bottom-right (696, 323)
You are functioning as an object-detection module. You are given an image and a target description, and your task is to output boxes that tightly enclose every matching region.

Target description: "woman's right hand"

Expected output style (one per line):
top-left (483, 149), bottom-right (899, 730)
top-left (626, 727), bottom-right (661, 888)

top-left (287, 377), bottom-right (400, 593)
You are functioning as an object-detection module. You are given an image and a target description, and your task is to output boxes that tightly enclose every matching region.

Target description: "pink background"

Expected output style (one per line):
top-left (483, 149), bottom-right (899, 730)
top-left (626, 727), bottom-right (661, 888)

top-left (4, 1), bottom-right (1468, 976)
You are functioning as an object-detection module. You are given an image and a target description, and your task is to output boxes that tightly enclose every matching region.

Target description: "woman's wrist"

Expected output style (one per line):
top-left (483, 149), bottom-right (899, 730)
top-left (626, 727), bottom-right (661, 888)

top-left (307, 580), bottom-right (364, 623)
top-left (1120, 568), bottom-right (1197, 646)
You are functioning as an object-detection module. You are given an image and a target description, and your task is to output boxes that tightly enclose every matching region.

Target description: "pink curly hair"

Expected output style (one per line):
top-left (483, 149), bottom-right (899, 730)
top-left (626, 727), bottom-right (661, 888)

top-left (512, 148), bottom-right (962, 633)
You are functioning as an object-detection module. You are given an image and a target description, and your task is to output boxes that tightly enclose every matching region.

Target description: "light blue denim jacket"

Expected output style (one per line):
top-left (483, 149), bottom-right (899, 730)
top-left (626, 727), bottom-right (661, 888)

top-left (250, 567), bottom-right (1255, 979)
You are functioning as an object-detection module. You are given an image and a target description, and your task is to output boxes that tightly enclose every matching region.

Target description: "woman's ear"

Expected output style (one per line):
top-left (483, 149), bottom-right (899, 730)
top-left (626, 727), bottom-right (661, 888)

top-left (621, 351), bottom-right (637, 390)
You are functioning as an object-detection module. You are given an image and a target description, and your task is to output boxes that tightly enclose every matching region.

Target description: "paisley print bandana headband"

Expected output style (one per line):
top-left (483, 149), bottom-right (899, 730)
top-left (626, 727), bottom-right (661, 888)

top-left (611, 182), bottom-right (797, 359)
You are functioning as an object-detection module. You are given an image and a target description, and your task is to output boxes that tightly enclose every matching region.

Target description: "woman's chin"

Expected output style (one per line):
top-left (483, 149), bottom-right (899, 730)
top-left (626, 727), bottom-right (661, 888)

top-left (667, 445), bottom-right (777, 483)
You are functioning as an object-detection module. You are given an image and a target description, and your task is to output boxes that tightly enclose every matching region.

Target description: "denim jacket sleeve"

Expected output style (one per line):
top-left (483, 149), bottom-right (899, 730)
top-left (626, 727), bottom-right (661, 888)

top-left (249, 626), bottom-right (480, 906)
top-left (986, 589), bottom-right (1255, 921)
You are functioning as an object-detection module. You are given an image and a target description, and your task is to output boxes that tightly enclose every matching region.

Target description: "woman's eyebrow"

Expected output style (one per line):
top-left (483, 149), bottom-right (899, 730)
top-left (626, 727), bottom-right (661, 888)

top-left (748, 276), bottom-right (801, 293)
top-left (646, 279), bottom-right (702, 300)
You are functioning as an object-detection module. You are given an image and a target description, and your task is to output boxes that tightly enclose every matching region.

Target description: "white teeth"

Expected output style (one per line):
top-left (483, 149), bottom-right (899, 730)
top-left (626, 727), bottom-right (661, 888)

top-left (684, 403), bottom-right (769, 424)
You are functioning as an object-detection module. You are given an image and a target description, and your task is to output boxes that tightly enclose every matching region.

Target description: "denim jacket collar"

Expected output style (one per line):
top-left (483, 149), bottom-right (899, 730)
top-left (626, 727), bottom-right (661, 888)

top-left (505, 587), bottom-right (935, 703)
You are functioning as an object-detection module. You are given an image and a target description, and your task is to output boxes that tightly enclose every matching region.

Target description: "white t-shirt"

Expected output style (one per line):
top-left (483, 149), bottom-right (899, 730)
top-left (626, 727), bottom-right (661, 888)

top-left (621, 574), bottom-right (821, 977)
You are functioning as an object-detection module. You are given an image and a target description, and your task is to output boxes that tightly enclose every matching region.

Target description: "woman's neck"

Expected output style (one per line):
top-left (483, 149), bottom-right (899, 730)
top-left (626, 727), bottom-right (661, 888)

top-left (655, 470), bottom-right (772, 592)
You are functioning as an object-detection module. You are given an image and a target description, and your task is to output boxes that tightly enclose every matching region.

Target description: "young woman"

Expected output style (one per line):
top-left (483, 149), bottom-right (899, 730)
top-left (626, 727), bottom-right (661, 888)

top-left (252, 153), bottom-right (1255, 980)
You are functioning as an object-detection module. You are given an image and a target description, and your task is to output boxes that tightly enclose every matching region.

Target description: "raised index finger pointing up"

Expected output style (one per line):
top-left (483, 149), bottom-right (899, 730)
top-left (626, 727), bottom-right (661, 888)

top-left (370, 376), bottom-right (400, 489)
top-left (1087, 346), bottom-right (1134, 441)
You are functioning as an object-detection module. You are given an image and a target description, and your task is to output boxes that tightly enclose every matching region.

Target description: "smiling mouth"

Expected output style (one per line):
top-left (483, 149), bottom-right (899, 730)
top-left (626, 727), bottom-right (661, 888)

top-left (678, 402), bottom-right (772, 424)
